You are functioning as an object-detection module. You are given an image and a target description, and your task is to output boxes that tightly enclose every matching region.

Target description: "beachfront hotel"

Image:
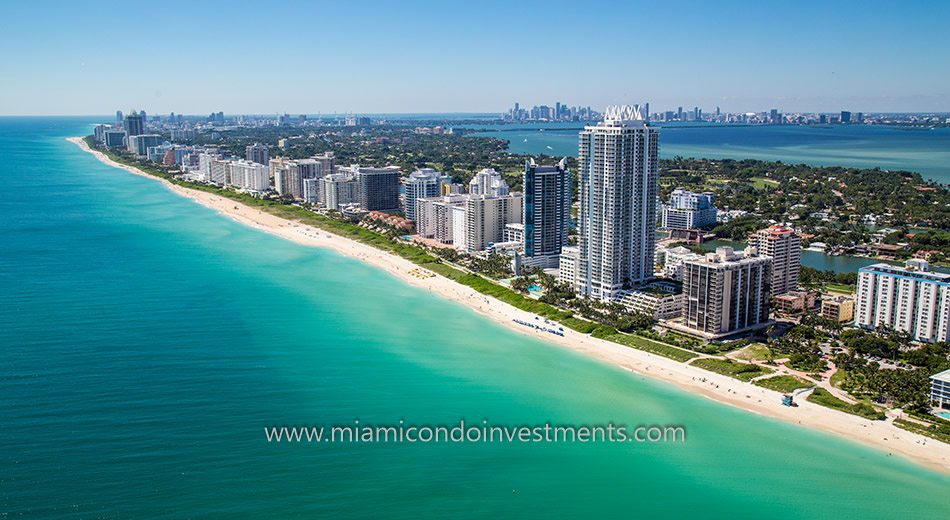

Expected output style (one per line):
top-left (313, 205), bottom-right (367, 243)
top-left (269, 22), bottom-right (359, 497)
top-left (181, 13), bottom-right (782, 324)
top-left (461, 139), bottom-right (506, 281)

top-left (854, 259), bottom-right (950, 343)
top-left (227, 160), bottom-right (270, 192)
top-left (574, 105), bottom-right (660, 300)
top-left (669, 246), bottom-right (772, 339)
top-left (522, 158), bottom-right (571, 268)
top-left (748, 224), bottom-right (802, 296)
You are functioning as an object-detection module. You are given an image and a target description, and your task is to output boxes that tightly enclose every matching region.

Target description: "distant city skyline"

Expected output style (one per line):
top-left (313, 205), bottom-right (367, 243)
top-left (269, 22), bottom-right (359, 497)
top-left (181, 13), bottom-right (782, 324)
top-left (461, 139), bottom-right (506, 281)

top-left (1, 0), bottom-right (948, 115)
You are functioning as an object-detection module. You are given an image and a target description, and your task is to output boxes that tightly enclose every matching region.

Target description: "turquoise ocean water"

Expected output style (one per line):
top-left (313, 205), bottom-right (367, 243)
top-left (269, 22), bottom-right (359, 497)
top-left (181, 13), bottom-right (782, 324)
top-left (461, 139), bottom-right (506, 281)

top-left (2, 118), bottom-right (949, 518)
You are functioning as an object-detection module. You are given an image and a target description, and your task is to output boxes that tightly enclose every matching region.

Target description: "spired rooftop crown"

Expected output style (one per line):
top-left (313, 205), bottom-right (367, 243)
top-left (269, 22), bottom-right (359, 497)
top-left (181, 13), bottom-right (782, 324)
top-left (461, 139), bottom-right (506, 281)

top-left (603, 105), bottom-right (644, 123)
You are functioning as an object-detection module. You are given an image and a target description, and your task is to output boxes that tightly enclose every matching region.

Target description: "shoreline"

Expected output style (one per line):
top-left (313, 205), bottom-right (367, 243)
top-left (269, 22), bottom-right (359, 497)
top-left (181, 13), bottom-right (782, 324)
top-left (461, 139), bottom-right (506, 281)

top-left (68, 137), bottom-right (950, 474)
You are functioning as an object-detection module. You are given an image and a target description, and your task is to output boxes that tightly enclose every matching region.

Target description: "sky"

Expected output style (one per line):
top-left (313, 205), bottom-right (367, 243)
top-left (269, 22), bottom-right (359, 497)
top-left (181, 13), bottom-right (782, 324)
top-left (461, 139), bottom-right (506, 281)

top-left (1, 0), bottom-right (948, 115)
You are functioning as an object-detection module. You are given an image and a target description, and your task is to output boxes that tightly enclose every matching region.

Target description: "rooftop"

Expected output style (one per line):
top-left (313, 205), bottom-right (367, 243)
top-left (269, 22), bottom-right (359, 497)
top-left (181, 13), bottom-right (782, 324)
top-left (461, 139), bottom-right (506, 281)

top-left (932, 369), bottom-right (950, 384)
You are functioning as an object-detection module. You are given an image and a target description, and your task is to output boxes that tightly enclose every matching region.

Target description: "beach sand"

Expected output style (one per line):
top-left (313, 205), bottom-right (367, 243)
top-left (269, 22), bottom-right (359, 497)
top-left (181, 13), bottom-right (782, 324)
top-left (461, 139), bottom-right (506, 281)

top-left (69, 137), bottom-right (950, 473)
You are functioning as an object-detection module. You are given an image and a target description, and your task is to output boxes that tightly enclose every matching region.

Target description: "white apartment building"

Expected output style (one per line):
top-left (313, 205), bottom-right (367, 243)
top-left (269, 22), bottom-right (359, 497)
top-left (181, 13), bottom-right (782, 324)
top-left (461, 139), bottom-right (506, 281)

top-left (468, 168), bottom-right (509, 196)
top-left (458, 194), bottom-right (523, 253)
top-left (451, 205), bottom-right (467, 250)
top-left (661, 188), bottom-right (718, 230)
top-left (197, 152), bottom-right (221, 182)
top-left (404, 168), bottom-right (447, 221)
top-left (932, 369), bottom-right (950, 410)
top-left (575, 105), bottom-right (659, 300)
top-left (303, 178), bottom-right (322, 203)
top-left (656, 245), bottom-right (704, 280)
top-left (415, 195), bottom-right (467, 244)
top-left (557, 246), bottom-right (580, 288)
top-left (748, 224), bottom-right (802, 296)
top-left (854, 259), bottom-right (950, 343)
top-left (322, 173), bottom-right (359, 211)
top-left (210, 158), bottom-right (230, 185)
top-left (228, 160), bottom-right (269, 192)
top-left (415, 193), bottom-right (523, 252)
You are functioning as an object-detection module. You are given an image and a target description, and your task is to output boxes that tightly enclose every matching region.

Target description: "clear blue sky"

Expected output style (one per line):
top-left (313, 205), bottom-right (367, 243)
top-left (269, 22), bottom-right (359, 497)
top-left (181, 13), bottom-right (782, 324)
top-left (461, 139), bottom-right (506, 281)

top-left (1, 0), bottom-right (947, 115)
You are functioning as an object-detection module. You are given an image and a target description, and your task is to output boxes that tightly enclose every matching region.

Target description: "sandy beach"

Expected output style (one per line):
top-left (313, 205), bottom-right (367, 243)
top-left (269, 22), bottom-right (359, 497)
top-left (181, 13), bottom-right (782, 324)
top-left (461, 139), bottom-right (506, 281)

top-left (68, 137), bottom-right (950, 474)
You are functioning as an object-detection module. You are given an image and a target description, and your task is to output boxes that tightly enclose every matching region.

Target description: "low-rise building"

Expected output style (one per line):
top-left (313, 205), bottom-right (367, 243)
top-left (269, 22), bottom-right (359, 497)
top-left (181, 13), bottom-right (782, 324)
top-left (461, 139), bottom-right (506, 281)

top-left (557, 246), bottom-right (580, 288)
top-left (931, 369), bottom-right (950, 410)
top-left (366, 211), bottom-right (413, 232)
top-left (773, 290), bottom-right (817, 315)
top-left (821, 294), bottom-right (855, 323)
top-left (620, 281), bottom-right (684, 320)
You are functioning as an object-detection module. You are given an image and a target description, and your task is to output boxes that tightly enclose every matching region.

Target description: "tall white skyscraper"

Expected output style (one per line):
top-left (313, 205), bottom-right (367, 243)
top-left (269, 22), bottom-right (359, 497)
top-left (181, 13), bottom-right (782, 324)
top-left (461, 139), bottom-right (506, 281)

top-left (575, 105), bottom-right (660, 300)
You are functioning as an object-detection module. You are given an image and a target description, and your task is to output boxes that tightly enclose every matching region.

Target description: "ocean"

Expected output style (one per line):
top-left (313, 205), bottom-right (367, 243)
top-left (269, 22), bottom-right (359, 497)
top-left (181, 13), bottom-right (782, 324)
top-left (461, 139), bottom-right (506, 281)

top-left (469, 122), bottom-right (950, 185)
top-left (1, 117), bottom-right (949, 518)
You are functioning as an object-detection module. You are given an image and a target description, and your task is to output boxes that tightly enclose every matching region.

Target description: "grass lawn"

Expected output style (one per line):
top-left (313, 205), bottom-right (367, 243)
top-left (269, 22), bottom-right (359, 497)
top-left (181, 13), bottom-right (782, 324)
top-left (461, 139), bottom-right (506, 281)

top-left (689, 358), bottom-right (774, 382)
top-left (894, 419), bottom-right (950, 445)
top-left (825, 283), bottom-right (855, 294)
top-left (602, 333), bottom-right (699, 363)
top-left (829, 369), bottom-right (848, 388)
top-left (806, 388), bottom-right (885, 420)
top-left (749, 177), bottom-right (780, 189)
top-left (894, 419), bottom-right (950, 444)
top-left (753, 375), bottom-right (812, 393)
top-left (732, 343), bottom-right (773, 362)
top-left (603, 333), bottom-right (698, 363)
